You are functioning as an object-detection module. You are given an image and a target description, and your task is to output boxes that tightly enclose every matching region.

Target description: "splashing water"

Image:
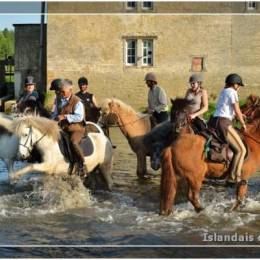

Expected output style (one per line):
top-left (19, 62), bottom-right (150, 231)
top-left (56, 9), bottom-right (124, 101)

top-left (0, 175), bottom-right (93, 218)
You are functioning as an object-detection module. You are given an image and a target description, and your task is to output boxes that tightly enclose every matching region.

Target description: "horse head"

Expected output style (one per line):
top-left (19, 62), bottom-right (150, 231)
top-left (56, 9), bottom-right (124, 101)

top-left (241, 94), bottom-right (260, 122)
top-left (170, 98), bottom-right (194, 132)
top-left (13, 116), bottom-right (60, 160)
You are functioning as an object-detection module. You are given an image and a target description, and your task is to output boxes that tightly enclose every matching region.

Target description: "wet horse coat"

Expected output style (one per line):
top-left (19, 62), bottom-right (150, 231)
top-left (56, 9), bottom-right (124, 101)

top-left (160, 96), bottom-right (260, 215)
top-left (11, 116), bottom-right (114, 190)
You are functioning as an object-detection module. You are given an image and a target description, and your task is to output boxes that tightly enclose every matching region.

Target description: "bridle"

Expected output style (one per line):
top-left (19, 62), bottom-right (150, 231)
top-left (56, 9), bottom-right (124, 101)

top-left (19, 125), bottom-right (46, 153)
top-left (100, 111), bottom-right (150, 128)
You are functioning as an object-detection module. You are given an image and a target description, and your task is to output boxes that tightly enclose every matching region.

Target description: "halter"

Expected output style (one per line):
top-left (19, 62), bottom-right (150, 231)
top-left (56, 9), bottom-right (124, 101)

top-left (19, 125), bottom-right (46, 153)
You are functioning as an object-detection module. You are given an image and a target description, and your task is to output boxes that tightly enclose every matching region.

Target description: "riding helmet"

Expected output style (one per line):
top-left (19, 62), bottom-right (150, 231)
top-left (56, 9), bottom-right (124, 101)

top-left (24, 75), bottom-right (36, 85)
top-left (50, 78), bottom-right (62, 91)
top-left (144, 72), bottom-right (157, 83)
top-left (189, 74), bottom-right (203, 83)
top-left (78, 77), bottom-right (88, 86)
top-left (225, 73), bottom-right (244, 86)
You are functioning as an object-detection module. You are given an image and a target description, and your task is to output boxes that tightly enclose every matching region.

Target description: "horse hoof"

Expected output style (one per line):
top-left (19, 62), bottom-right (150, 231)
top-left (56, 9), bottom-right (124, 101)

top-left (159, 209), bottom-right (173, 216)
top-left (195, 207), bottom-right (204, 213)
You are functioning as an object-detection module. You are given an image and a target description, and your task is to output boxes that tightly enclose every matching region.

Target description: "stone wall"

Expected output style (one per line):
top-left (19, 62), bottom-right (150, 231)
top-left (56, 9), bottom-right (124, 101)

top-left (14, 24), bottom-right (46, 98)
top-left (47, 4), bottom-right (260, 109)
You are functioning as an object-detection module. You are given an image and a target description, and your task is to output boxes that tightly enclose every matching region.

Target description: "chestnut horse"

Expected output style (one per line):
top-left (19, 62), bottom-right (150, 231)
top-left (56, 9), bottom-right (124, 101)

top-left (99, 98), bottom-right (152, 178)
top-left (160, 95), bottom-right (260, 215)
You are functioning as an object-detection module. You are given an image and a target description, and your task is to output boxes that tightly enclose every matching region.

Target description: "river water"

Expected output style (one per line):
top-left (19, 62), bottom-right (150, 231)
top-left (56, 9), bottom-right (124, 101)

top-left (0, 128), bottom-right (260, 257)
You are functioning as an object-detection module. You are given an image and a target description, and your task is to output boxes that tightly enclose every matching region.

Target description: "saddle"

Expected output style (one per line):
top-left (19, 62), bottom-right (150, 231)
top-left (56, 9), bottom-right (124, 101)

top-left (58, 127), bottom-right (95, 164)
top-left (197, 125), bottom-right (247, 166)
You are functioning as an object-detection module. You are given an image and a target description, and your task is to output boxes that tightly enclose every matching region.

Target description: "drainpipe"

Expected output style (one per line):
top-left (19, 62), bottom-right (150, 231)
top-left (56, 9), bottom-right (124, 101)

top-left (39, 1), bottom-right (45, 93)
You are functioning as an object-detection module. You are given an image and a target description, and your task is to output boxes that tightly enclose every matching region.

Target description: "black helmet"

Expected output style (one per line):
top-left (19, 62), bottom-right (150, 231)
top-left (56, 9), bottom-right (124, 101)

top-left (225, 73), bottom-right (244, 86)
top-left (24, 75), bottom-right (36, 85)
top-left (78, 77), bottom-right (88, 86)
top-left (50, 78), bottom-right (62, 91)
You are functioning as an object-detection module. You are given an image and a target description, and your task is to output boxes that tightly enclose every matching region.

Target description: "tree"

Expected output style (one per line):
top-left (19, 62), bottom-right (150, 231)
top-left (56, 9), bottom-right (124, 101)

top-left (0, 28), bottom-right (14, 60)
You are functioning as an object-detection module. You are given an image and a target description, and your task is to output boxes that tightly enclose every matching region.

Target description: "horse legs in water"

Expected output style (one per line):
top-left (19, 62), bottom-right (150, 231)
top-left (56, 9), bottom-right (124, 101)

top-left (160, 148), bottom-right (177, 216)
top-left (136, 152), bottom-right (147, 178)
top-left (10, 162), bottom-right (57, 182)
top-left (99, 161), bottom-right (113, 191)
top-left (4, 159), bottom-right (14, 183)
top-left (186, 178), bottom-right (204, 213)
top-left (230, 180), bottom-right (248, 211)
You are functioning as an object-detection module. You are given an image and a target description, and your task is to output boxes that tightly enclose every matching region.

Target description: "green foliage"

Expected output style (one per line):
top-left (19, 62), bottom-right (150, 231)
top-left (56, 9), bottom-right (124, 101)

top-left (204, 102), bottom-right (216, 120)
top-left (0, 28), bottom-right (14, 60)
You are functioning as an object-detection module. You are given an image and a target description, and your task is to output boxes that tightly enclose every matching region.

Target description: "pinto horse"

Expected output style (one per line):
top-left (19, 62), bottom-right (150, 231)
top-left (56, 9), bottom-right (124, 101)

top-left (10, 116), bottom-right (114, 190)
top-left (160, 95), bottom-right (260, 216)
top-left (99, 98), bottom-right (152, 178)
top-left (0, 114), bottom-right (19, 181)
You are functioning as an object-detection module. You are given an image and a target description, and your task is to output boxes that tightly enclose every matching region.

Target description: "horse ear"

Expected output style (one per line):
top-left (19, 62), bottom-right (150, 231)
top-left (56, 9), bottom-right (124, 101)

top-left (170, 98), bottom-right (175, 105)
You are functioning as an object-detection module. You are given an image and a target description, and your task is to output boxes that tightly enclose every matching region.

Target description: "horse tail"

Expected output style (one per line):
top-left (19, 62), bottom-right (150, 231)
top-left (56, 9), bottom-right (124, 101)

top-left (160, 146), bottom-right (177, 216)
top-left (85, 121), bottom-right (104, 134)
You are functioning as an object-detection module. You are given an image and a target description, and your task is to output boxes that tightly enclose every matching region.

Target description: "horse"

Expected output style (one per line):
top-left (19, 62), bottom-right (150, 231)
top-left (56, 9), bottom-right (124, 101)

top-left (99, 98), bottom-right (152, 178)
top-left (10, 116), bottom-right (114, 191)
top-left (0, 114), bottom-right (19, 181)
top-left (160, 96), bottom-right (260, 216)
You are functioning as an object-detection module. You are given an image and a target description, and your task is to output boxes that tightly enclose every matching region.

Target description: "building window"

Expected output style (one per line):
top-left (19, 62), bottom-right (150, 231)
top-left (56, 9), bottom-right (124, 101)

top-left (126, 39), bottom-right (137, 65)
top-left (247, 1), bottom-right (257, 10)
top-left (126, 1), bottom-right (137, 10)
top-left (142, 1), bottom-right (153, 10)
top-left (191, 57), bottom-right (204, 72)
top-left (124, 38), bottom-right (155, 67)
top-left (142, 39), bottom-right (153, 66)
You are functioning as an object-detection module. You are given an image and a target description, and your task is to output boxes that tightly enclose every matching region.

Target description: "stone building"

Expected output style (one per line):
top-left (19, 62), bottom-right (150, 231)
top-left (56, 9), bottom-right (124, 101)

top-left (46, 1), bottom-right (260, 109)
top-left (14, 24), bottom-right (46, 98)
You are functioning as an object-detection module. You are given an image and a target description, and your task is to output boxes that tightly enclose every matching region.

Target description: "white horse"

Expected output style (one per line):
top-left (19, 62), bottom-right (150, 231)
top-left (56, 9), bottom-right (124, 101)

top-left (11, 116), bottom-right (114, 190)
top-left (0, 114), bottom-right (19, 181)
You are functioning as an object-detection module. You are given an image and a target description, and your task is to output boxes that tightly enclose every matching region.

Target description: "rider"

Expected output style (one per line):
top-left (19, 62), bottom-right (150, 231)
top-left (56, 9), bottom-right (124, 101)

top-left (213, 73), bottom-right (247, 183)
top-left (185, 74), bottom-right (208, 133)
top-left (49, 78), bottom-right (63, 118)
top-left (76, 76), bottom-right (101, 123)
top-left (17, 76), bottom-right (40, 113)
top-left (145, 72), bottom-right (169, 126)
top-left (51, 79), bottom-right (87, 176)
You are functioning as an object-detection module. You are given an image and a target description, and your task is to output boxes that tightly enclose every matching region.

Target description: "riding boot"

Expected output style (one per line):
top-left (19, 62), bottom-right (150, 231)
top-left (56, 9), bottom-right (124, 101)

top-left (72, 143), bottom-right (88, 178)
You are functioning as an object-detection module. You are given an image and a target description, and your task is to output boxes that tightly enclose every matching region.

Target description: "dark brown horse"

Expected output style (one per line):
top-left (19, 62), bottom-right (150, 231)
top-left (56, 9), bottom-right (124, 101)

top-left (160, 95), bottom-right (260, 216)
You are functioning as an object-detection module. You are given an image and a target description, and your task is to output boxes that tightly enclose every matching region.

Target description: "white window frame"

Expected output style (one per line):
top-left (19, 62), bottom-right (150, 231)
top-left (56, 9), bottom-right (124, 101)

top-left (142, 39), bottom-right (153, 66)
top-left (126, 1), bottom-right (137, 10)
top-left (125, 39), bottom-right (137, 66)
top-left (142, 1), bottom-right (153, 10)
top-left (247, 1), bottom-right (257, 10)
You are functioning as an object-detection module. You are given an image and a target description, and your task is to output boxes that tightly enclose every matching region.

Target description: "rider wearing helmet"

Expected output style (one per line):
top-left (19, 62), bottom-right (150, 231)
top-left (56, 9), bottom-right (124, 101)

top-left (185, 73), bottom-right (208, 133)
top-left (50, 78), bottom-right (63, 118)
top-left (76, 76), bottom-right (101, 123)
top-left (145, 72), bottom-right (169, 125)
top-left (213, 73), bottom-right (246, 183)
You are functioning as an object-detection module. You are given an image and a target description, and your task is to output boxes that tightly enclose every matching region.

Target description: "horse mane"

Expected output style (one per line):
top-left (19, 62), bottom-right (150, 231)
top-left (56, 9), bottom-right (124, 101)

top-left (12, 116), bottom-right (60, 141)
top-left (170, 98), bottom-right (194, 113)
top-left (101, 98), bottom-right (138, 116)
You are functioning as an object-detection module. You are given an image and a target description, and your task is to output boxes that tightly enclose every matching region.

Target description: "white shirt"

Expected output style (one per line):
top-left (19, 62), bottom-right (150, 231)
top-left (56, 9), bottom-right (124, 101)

top-left (214, 87), bottom-right (239, 120)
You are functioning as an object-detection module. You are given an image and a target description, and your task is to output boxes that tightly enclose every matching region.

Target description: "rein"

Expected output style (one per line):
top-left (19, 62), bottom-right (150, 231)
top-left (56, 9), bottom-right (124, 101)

top-left (101, 113), bottom-right (150, 128)
top-left (19, 126), bottom-right (46, 153)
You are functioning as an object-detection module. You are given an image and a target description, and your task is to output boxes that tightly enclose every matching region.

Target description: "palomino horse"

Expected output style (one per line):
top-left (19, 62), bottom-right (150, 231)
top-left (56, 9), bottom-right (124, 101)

top-left (160, 96), bottom-right (260, 215)
top-left (100, 98), bottom-right (152, 178)
top-left (11, 116), bottom-right (114, 190)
